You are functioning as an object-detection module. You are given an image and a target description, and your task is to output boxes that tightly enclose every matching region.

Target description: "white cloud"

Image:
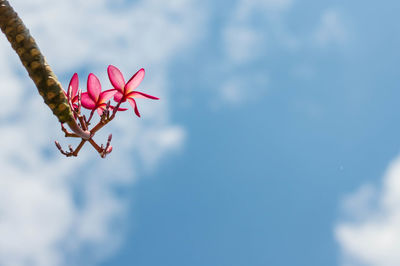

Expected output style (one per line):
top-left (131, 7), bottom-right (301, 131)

top-left (136, 126), bottom-right (186, 169)
top-left (0, 0), bottom-right (205, 265)
top-left (313, 9), bottom-right (348, 46)
top-left (336, 155), bottom-right (400, 266)
top-left (233, 0), bottom-right (293, 21)
top-left (220, 80), bottom-right (244, 105)
top-left (217, 3), bottom-right (352, 106)
top-left (217, 0), bottom-right (293, 105)
top-left (218, 74), bottom-right (269, 106)
top-left (223, 25), bottom-right (265, 64)
top-left (0, 42), bottom-right (24, 119)
top-left (222, 0), bottom-right (293, 65)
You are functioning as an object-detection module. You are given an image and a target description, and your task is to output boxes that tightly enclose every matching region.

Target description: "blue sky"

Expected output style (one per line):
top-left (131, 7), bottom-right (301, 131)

top-left (106, 0), bottom-right (400, 265)
top-left (1, 0), bottom-right (400, 265)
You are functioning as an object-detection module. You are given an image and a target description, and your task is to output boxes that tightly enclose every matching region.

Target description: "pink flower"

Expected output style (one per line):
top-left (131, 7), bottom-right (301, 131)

top-left (107, 65), bottom-right (159, 117)
top-left (81, 73), bottom-right (117, 116)
top-left (64, 73), bottom-right (79, 109)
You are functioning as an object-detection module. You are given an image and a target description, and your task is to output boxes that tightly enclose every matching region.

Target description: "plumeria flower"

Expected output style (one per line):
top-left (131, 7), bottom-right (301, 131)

top-left (107, 65), bottom-right (159, 117)
top-left (81, 73), bottom-right (117, 116)
top-left (64, 73), bottom-right (79, 109)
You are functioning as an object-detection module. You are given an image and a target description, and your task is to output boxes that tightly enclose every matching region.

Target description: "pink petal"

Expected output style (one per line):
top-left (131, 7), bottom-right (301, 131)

top-left (126, 91), bottom-right (159, 100)
top-left (71, 95), bottom-right (79, 104)
top-left (87, 73), bottom-right (101, 102)
top-left (125, 68), bottom-right (145, 94)
top-left (106, 145), bottom-right (113, 153)
top-left (98, 103), bottom-right (107, 109)
top-left (107, 65), bottom-right (125, 91)
top-left (113, 91), bottom-right (124, 102)
top-left (109, 105), bottom-right (128, 111)
top-left (67, 73), bottom-right (79, 100)
top-left (97, 107), bottom-right (104, 116)
top-left (99, 89), bottom-right (117, 104)
top-left (81, 92), bottom-right (96, 109)
top-left (127, 98), bottom-right (141, 117)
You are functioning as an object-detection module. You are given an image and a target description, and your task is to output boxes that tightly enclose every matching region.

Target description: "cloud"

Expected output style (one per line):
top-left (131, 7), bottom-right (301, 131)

top-left (216, 4), bottom-right (352, 109)
top-left (313, 9), bottom-right (348, 46)
top-left (0, 0), bottom-right (204, 265)
top-left (216, 0), bottom-right (292, 105)
top-left (232, 0), bottom-right (293, 21)
top-left (222, 25), bottom-right (264, 65)
top-left (0, 42), bottom-right (24, 119)
top-left (218, 74), bottom-right (269, 106)
top-left (221, 0), bottom-right (293, 65)
top-left (335, 155), bottom-right (400, 266)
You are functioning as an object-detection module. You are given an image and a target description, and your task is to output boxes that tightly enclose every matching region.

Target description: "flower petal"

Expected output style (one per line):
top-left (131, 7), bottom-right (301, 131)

top-left (97, 107), bottom-right (104, 116)
top-left (126, 91), bottom-right (159, 100)
top-left (81, 92), bottom-right (96, 109)
top-left (107, 65), bottom-right (125, 92)
top-left (87, 73), bottom-right (101, 102)
top-left (125, 68), bottom-right (145, 93)
top-left (113, 91), bottom-right (124, 102)
top-left (106, 105), bottom-right (128, 111)
top-left (106, 145), bottom-right (113, 153)
top-left (67, 73), bottom-right (79, 100)
top-left (127, 97), bottom-right (140, 117)
top-left (99, 89), bottom-right (117, 104)
top-left (71, 95), bottom-right (79, 104)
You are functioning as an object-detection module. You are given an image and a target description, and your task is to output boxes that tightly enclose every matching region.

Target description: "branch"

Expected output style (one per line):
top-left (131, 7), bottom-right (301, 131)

top-left (0, 1), bottom-right (90, 141)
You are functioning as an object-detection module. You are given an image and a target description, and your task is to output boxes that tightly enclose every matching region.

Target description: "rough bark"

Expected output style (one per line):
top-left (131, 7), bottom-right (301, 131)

top-left (0, 0), bottom-right (73, 123)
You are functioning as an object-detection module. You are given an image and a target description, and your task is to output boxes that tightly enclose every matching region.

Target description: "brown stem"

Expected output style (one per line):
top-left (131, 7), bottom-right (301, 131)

top-left (67, 120), bottom-right (90, 139)
top-left (55, 139), bottom-right (85, 157)
top-left (86, 109), bottom-right (95, 124)
top-left (59, 122), bottom-right (112, 157)
top-left (89, 100), bottom-right (123, 135)
top-left (78, 115), bottom-right (87, 131)
top-left (61, 123), bottom-right (79, 138)
top-left (72, 139), bottom-right (86, 156)
top-left (88, 139), bottom-right (101, 153)
top-left (0, 0), bottom-right (74, 123)
top-left (57, 100), bottom-right (121, 157)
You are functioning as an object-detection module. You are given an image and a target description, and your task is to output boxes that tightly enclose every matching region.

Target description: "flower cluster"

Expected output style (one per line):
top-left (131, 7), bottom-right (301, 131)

top-left (55, 65), bottom-right (159, 158)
